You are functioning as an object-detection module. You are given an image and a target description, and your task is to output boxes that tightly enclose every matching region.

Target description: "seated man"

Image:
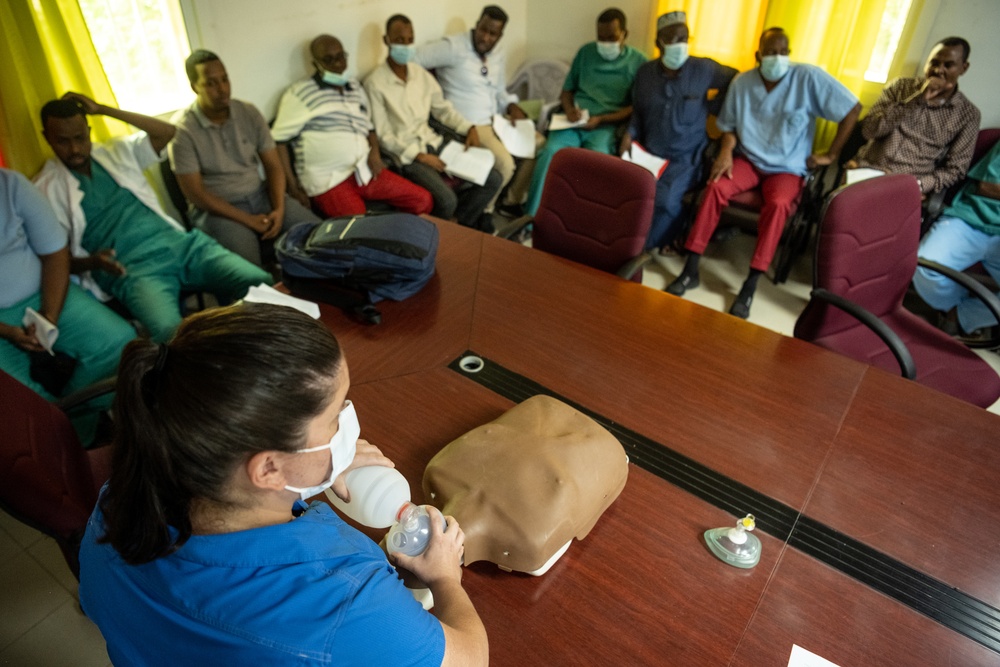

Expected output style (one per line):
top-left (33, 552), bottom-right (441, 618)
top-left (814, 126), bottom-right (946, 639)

top-left (849, 37), bottom-right (980, 196)
top-left (0, 168), bottom-right (135, 445)
top-left (170, 50), bottom-right (320, 266)
top-left (272, 34), bottom-right (433, 219)
top-left (623, 10), bottom-right (737, 254)
top-left (913, 139), bottom-right (1000, 341)
top-left (524, 8), bottom-right (646, 216)
top-left (667, 27), bottom-right (860, 319)
top-left (35, 94), bottom-right (271, 343)
top-left (415, 5), bottom-right (537, 212)
top-left (364, 14), bottom-right (503, 232)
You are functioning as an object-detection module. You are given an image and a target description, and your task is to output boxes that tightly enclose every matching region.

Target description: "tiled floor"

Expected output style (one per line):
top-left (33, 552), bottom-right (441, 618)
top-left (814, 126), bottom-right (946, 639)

top-left (2, 229), bottom-right (997, 666)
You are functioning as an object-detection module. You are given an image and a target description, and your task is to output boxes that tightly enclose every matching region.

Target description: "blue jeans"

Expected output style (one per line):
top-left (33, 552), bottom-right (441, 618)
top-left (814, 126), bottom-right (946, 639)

top-left (913, 215), bottom-right (1000, 332)
top-left (525, 126), bottom-right (618, 216)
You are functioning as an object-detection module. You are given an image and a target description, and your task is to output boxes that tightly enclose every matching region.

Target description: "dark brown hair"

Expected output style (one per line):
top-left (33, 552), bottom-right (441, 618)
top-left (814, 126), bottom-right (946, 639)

top-left (98, 303), bottom-right (343, 564)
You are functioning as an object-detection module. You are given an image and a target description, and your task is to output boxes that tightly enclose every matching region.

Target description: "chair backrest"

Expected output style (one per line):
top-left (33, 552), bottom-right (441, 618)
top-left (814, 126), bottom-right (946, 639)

top-left (809, 174), bottom-right (922, 324)
top-left (0, 371), bottom-right (105, 576)
top-left (972, 128), bottom-right (1000, 166)
top-left (158, 159), bottom-right (194, 230)
top-left (533, 148), bottom-right (655, 278)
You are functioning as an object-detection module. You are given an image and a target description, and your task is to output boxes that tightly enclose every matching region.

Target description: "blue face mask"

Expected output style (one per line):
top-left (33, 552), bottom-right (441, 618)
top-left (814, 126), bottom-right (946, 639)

top-left (661, 42), bottom-right (689, 70)
top-left (320, 69), bottom-right (349, 87)
top-left (596, 41), bottom-right (622, 61)
top-left (389, 44), bottom-right (416, 65)
top-left (759, 55), bottom-right (790, 82)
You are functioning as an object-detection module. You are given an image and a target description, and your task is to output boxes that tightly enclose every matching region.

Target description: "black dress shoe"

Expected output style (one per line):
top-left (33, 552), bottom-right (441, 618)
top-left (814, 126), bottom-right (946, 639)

top-left (728, 294), bottom-right (753, 319)
top-left (666, 274), bottom-right (699, 296)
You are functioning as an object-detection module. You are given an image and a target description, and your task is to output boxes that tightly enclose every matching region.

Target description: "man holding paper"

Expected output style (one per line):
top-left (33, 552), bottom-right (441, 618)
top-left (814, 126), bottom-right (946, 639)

top-left (524, 8), bottom-right (646, 216)
top-left (272, 35), bottom-right (433, 219)
top-left (170, 50), bottom-right (321, 266)
top-left (365, 14), bottom-right (503, 231)
top-left (415, 5), bottom-right (539, 212)
top-left (624, 11), bottom-right (736, 253)
top-left (0, 168), bottom-right (134, 444)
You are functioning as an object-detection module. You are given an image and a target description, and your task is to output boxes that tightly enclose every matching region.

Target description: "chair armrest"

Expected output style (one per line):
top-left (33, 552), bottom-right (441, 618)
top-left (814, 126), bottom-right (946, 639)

top-left (810, 288), bottom-right (917, 379)
top-left (616, 252), bottom-right (652, 280)
top-left (428, 116), bottom-right (467, 145)
top-left (380, 149), bottom-right (404, 171)
top-left (55, 377), bottom-right (116, 412)
top-left (492, 214), bottom-right (533, 240)
top-left (917, 259), bottom-right (1000, 348)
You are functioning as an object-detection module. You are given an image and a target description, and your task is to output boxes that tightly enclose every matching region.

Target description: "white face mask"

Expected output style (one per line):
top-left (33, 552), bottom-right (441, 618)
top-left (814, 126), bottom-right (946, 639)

top-left (596, 40), bottom-right (622, 61)
top-left (284, 400), bottom-right (360, 501)
top-left (320, 69), bottom-right (349, 87)
top-left (759, 55), bottom-right (790, 82)
top-left (661, 42), bottom-right (689, 70)
top-left (389, 44), bottom-right (416, 65)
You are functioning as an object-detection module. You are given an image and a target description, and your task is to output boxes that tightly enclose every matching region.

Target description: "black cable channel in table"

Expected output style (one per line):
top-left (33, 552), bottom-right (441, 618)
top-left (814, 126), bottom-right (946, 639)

top-left (448, 351), bottom-right (1000, 656)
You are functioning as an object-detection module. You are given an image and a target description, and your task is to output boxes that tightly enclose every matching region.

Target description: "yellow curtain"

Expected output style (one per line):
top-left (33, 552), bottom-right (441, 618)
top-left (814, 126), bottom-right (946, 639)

top-left (763, 0), bottom-right (888, 149)
top-left (655, 0), bottom-right (769, 72)
top-left (0, 0), bottom-right (127, 177)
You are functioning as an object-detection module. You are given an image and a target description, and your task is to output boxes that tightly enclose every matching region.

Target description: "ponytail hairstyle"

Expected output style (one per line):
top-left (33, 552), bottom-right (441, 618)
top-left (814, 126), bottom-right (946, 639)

top-left (99, 303), bottom-right (344, 564)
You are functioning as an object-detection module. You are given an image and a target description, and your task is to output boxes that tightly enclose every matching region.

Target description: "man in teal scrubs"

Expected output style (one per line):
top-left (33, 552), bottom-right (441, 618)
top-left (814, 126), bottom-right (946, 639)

top-left (524, 8), bottom-right (646, 215)
top-left (35, 94), bottom-right (272, 343)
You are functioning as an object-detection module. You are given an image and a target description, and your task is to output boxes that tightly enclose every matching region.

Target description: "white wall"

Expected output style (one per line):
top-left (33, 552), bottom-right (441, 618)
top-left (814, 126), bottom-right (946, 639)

top-left (179, 0), bottom-right (528, 119)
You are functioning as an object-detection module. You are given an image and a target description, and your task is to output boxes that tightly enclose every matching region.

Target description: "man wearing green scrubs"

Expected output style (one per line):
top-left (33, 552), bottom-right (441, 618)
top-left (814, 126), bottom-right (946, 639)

top-left (34, 93), bottom-right (271, 343)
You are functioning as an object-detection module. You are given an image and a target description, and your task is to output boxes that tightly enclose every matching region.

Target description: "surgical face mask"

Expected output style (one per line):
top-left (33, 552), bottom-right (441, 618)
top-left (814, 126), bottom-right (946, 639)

top-left (320, 69), bottom-right (349, 87)
top-left (389, 44), bottom-right (416, 65)
top-left (661, 42), bottom-right (689, 70)
top-left (596, 41), bottom-right (622, 61)
top-left (759, 55), bottom-right (790, 82)
top-left (284, 400), bottom-right (360, 501)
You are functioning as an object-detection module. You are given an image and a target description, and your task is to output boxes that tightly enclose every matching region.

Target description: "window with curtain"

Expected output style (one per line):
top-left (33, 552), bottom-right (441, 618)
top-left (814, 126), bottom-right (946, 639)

top-left (865, 0), bottom-right (915, 83)
top-left (78, 0), bottom-right (192, 116)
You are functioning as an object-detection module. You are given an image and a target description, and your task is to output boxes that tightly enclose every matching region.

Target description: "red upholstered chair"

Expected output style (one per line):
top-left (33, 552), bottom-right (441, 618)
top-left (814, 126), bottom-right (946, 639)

top-left (794, 175), bottom-right (1000, 408)
top-left (503, 147), bottom-right (656, 281)
top-left (0, 371), bottom-right (113, 578)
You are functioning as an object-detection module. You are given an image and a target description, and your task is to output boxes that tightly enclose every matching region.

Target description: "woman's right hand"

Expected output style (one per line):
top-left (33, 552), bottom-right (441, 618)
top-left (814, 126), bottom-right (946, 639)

top-left (392, 507), bottom-right (465, 588)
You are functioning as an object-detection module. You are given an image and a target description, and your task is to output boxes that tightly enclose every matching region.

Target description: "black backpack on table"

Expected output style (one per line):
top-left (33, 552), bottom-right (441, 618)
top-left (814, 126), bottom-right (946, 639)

top-left (276, 213), bottom-right (439, 324)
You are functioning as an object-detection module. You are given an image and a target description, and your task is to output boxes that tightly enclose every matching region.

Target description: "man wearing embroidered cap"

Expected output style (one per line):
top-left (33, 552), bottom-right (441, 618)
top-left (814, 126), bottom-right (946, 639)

top-left (667, 27), bottom-right (861, 319)
top-left (624, 10), bottom-right (737, 254)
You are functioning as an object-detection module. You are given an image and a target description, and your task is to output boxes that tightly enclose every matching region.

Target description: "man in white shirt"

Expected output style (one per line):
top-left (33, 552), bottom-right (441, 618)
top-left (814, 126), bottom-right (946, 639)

top-left (415, 5), bottom-right (537, 212)
top-left (364, 14), bottom-right (503, 232)
top-left (272, 35), bottom-right (433, 218)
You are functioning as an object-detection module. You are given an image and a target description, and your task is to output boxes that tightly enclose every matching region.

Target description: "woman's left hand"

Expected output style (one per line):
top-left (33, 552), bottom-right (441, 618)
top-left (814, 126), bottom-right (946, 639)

top-left (329, 439), bottom-right (395, 502)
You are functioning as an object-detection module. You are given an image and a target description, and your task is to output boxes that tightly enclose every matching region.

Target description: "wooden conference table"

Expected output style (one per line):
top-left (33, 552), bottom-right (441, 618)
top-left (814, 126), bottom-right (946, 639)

top-left (313, 219), bottom-right (1000, 666)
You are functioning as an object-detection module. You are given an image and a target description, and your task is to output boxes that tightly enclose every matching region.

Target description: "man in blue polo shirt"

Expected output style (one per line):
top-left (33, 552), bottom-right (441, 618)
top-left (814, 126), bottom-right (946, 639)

top-left (913, 141), bottom-right (1000, 341)
top-left (667, 27), bottom-right (860, 319)
top-left (524, 7), bottom-right (646, 215)
top-left (624, 10), bottom-right (736, 254)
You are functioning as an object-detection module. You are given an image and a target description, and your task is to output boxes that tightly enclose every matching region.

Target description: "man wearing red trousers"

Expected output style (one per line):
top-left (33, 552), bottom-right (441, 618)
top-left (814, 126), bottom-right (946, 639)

top-left (272, 34), bottom-right (433, 218)
top-left (667, 27), bottom-right (860, 318)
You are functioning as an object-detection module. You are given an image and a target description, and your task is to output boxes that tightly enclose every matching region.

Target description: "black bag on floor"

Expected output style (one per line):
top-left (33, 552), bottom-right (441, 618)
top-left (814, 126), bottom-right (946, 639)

top-left (276, 214), bottom-right (439, 324)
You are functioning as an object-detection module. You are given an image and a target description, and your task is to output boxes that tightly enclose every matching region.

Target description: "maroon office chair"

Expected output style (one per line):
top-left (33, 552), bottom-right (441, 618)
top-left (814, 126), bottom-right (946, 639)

top-left (0, 371), bottom-right (113, 578)
top-left (506, 147), bottom-right (656, 281)
top-left (794, 175), bottom-right (1000, 408)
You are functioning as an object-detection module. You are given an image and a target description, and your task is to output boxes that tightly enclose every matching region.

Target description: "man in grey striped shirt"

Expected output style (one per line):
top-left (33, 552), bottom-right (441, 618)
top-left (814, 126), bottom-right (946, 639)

top-left (272, 35), bottom-right (433, 219)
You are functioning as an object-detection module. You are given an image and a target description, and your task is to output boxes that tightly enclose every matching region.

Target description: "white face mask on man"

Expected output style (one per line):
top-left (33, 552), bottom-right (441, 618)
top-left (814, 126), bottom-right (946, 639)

top-left (759, 55), bottom-right (790, 82)
top-left (284, 400), bottom-right (360, 501)
top-left (596, 40), bottom-right (622, 61)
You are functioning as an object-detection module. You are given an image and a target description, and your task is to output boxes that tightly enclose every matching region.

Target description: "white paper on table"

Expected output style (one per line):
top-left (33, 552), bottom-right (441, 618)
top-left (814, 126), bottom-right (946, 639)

top-left (438, 142), bottom-right (496, 186)
top-left (491, 115), bottom-right (537, 159)
top-left (242, 283), bottom-right (321, 319)
top-left (22, 307), bottom-right (58, 355)
top-left (845, 167), bottom-right (885, 186)
top-left (354, 158), bottom-right (373, 186)
top-left (547, 109), bottom-right (590, 131)
top-left (787, 645), bottom-right (842, 667)
top-left (622, 141), bottom-right (669, 179)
